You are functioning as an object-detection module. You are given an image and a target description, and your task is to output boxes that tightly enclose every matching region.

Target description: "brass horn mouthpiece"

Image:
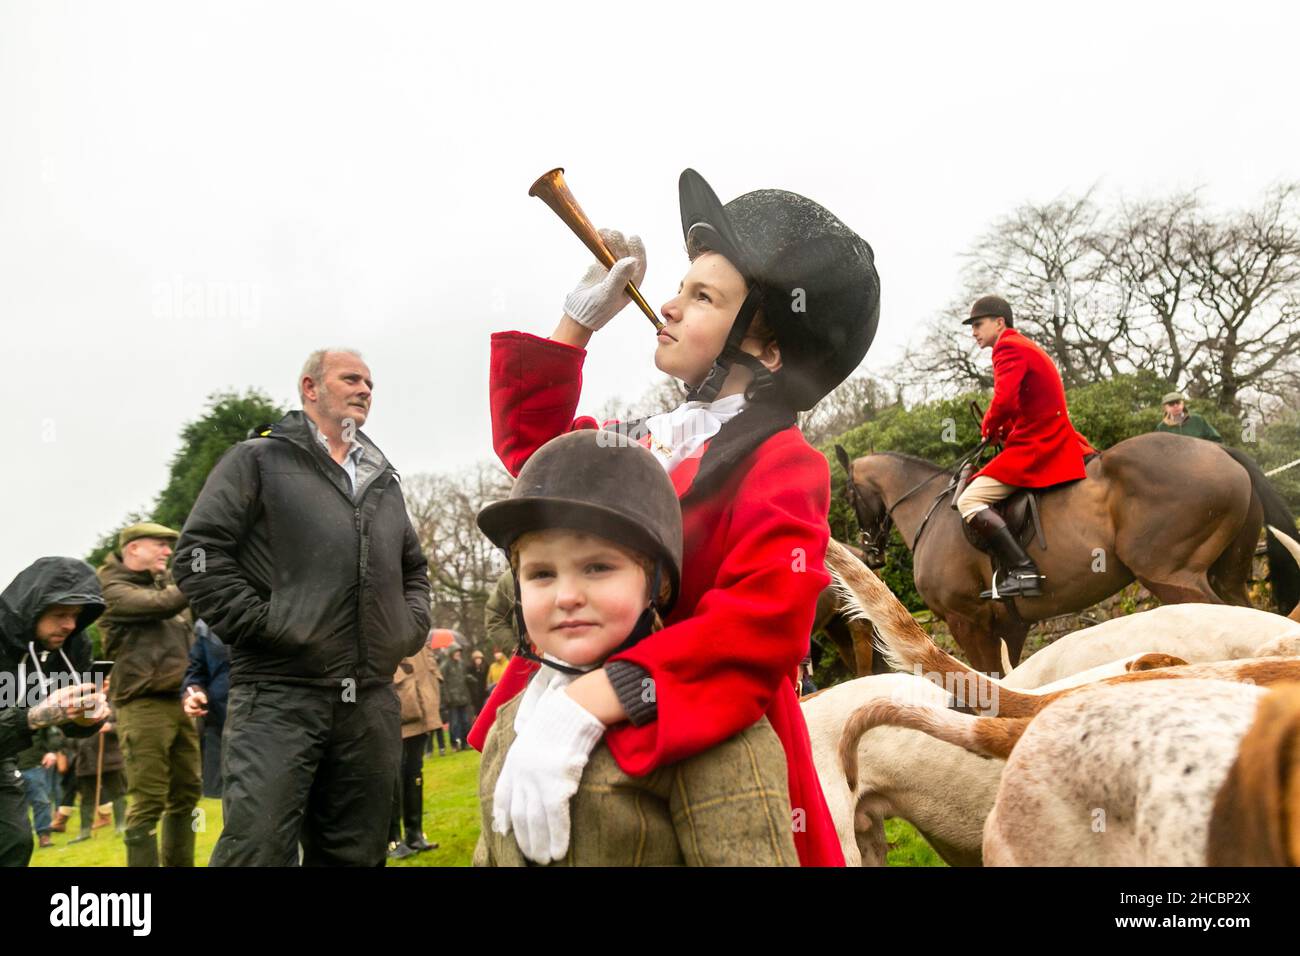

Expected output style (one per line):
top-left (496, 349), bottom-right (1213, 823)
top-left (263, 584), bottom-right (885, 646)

top-left (528, 168), bottom-right (664, 333)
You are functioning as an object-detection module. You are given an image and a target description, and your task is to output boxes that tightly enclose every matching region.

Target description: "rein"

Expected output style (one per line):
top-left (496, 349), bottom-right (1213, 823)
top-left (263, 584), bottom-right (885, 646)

top-left (865, 440), bottom-right (990, 555)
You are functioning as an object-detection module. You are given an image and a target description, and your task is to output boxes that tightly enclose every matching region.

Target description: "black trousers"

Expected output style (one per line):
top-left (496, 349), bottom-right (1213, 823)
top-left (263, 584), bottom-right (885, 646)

top-left (209, 682), bottom-right (400, 867)
top-left (389, 733), bottom-right (427, 845)
top-left (198, 714), bottom-right (224, 799)
top-left (0, 760), bottom-right (32, 867)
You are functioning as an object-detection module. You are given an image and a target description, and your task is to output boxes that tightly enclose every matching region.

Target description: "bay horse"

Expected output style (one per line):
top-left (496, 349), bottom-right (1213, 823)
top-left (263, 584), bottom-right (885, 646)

top-left (836, 433), bottom-right (1299, 675)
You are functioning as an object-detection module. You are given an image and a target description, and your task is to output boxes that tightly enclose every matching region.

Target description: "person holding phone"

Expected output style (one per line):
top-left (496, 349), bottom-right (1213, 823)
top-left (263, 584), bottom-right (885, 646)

top-left (1, 557), bottom-right (108, 866)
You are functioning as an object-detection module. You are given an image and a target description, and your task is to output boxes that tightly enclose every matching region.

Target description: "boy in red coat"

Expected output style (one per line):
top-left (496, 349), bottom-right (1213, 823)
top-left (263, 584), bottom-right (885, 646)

top-left (956, 295), bottom-right (1096, 599)
top-left (468, 169), bottom-right (880, 866)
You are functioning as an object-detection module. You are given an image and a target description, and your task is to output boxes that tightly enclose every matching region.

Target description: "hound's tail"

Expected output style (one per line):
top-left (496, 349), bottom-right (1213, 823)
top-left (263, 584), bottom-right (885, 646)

top-left (826, 539), bottom-right (1207, 719)
top-left (837, 697), bottom-right (1030, 789)
top-left (824, 539), bottom-right (1040, 716)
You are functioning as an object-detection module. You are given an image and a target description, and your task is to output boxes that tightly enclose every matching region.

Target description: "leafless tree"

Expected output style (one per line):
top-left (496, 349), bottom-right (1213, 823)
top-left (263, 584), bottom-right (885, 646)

top-left (898, 183), bottom-right (1300, 415)
top-left (592, 375), bottom-right (685, 424)
top-left (894, 297), bottom-right (996, 399)
top-left (1092, 192), bottom-right (1202, 387)
top-left (404, 462), bottom-right (513, 651)
top-left (799, 372), bottom-right (896, 447)
top-left (897, 192), bottom-right (1116, 396)
top-left (1183, 183), bottom-right (1300, 413)
top-left (960, 190), bottom-right (1121, 388)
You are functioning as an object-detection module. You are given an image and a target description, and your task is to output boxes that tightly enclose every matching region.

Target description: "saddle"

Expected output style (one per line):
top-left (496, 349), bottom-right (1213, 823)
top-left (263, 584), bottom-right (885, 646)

top-left (955, 452), bottom-right (1100, 557)
top-left (960, 489), bottom-right (1046, 554)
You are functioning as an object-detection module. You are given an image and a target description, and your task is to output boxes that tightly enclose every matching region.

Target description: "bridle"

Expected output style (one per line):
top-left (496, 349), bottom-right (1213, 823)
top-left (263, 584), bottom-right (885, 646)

top-left (852, 441), bottom-right (990, 561)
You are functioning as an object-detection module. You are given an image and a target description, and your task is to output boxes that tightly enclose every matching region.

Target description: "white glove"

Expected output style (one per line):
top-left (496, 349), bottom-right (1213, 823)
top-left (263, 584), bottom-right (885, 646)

top-left (562, 229), bottom-right (647, 331)
top-left (492, 678), bottom-right (605, 864)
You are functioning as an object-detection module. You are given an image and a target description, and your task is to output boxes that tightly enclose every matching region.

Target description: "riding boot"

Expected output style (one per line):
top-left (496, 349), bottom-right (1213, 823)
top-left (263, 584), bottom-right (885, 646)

top-left (966, 508), bottom-right (1043, 599)
top-left (160, 812), bottom-right (196, 867)
top-left (123, 827), bottom-right (160, 867)
top-left (402, 766), bottom-right (423, 845)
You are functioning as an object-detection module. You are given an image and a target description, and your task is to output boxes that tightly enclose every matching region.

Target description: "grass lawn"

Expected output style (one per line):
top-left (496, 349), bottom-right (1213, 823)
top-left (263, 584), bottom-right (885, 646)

top-left (30, 745), bottom-right (943, 867)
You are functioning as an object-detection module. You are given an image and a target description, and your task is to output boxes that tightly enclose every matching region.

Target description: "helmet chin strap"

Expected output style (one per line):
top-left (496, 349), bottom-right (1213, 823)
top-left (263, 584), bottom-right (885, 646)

top-left (510, 557), bottom-right (667, 678)
top-left (686, 286), bottom-right (776, 404)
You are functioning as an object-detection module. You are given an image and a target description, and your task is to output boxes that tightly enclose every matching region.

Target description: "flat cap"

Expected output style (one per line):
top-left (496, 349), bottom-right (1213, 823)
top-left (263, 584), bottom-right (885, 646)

top-left (1161, 391), bottom-right (1186, 405)
top-left (118, 522), bottom-right (180, 551)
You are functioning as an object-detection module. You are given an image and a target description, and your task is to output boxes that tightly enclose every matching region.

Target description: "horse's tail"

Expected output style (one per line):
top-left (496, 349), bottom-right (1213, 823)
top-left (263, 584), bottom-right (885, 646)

top-left (1267, 527), bottom-right (1300, 623)
top-left (1222, 446), bottom-right (1300, 614)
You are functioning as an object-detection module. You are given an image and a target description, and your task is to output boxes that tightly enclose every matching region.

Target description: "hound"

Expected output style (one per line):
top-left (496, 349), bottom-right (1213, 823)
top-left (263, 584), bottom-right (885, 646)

top-left (823, 539), bottom-right (1300, 718)
top-left (803, 651), bottom-right (1204, 866)
top-left (835, 677), bottom-right (1300, 866)
top-left (1206, 681), bottom-right (1300, 865)
top-left (808, 539), bottom-right (1300, 865)
top-left (1004, 603), bottom-right (1300, 689)
top-left (803, 674), bottom-right (999, 866)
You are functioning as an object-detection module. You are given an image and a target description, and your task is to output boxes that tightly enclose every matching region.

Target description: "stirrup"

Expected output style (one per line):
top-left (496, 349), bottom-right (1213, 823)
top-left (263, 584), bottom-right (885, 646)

top-left (981, 569), bottom-right (1044, 600)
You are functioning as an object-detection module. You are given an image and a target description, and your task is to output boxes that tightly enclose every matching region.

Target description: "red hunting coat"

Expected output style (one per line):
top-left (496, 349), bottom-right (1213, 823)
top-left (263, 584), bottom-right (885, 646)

top-left (468, 331), bottom-right (845, 866)
top-left (975, 328), bottom-right (1096, 488)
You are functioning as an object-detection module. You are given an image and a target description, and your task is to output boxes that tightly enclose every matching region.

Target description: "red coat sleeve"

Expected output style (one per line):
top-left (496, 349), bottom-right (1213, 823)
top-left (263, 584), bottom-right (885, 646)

top-left (602, 436), bottom-right (831, 775)
top-left (470, 329), bottom-right (600, 751)
top-left (467, 655), bottom-right (537, 751)
top-left (982, 336), bottom-right (1026, 442)
top-left (489, 331), bottom-right (598, 476)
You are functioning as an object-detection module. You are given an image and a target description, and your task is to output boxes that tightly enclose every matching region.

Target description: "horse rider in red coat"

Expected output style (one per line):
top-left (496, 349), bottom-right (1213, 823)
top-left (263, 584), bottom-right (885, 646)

top-left (955, 295), bottom-right (1097, 599)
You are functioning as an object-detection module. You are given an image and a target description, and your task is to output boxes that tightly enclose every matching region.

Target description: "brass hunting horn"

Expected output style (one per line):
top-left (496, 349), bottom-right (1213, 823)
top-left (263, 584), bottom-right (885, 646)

top-left (528, 168), bottom-right (664, 332)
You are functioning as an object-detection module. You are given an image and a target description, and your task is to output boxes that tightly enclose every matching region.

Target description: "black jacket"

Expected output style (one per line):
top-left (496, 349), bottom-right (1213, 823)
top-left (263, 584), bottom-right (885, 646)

top-left (172, 411), bottom-right (432, 688)
top-left (0, 558), bottom-right (106, 761)
top-left (440, 657), bottom-right (472, 708)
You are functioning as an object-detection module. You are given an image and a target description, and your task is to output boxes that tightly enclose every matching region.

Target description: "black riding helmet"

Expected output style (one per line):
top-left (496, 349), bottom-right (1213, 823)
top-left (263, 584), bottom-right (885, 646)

top-left (476, 430), bottom-right (683, 674)
top-left (678, 169), bottom-right (881, 410)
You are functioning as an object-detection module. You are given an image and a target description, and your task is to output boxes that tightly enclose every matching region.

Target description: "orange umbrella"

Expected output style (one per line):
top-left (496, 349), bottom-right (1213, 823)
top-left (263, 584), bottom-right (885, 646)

top-left (428, 628), bottom-right (459, 649)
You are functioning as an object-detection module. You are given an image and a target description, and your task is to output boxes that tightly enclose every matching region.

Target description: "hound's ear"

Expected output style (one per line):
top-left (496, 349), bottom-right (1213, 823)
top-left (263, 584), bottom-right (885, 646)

top-left (834, 444), bottom-right (851, 475)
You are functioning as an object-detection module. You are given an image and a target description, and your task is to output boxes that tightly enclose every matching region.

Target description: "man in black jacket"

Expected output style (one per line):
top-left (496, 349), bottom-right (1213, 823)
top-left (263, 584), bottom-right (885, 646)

top-left (1, 558), bottom-right (108, 867)
top-left (173, 349), bottom-right (432, 866)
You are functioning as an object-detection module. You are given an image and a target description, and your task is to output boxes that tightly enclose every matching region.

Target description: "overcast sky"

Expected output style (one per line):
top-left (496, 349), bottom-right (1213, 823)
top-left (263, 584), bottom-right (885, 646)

top-left (3, 0), bottom-right (1298, 586)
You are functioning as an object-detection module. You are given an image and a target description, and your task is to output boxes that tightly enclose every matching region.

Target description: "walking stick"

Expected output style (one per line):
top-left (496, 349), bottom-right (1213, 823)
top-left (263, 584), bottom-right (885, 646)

top-left (91, 730), bottom-right (105, 839)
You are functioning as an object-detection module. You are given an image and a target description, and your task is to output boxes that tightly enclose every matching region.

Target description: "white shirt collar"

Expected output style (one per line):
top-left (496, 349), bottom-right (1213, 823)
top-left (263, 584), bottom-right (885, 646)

top-left (305, 415), bottom-right (364, 463)
top-left (643, 393), bottom-right (748, 472)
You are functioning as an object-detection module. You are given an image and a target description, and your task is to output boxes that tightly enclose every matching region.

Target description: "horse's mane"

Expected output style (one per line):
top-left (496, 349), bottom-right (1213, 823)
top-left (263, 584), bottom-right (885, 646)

top-left (874, 450), bottom-right (945, 473)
